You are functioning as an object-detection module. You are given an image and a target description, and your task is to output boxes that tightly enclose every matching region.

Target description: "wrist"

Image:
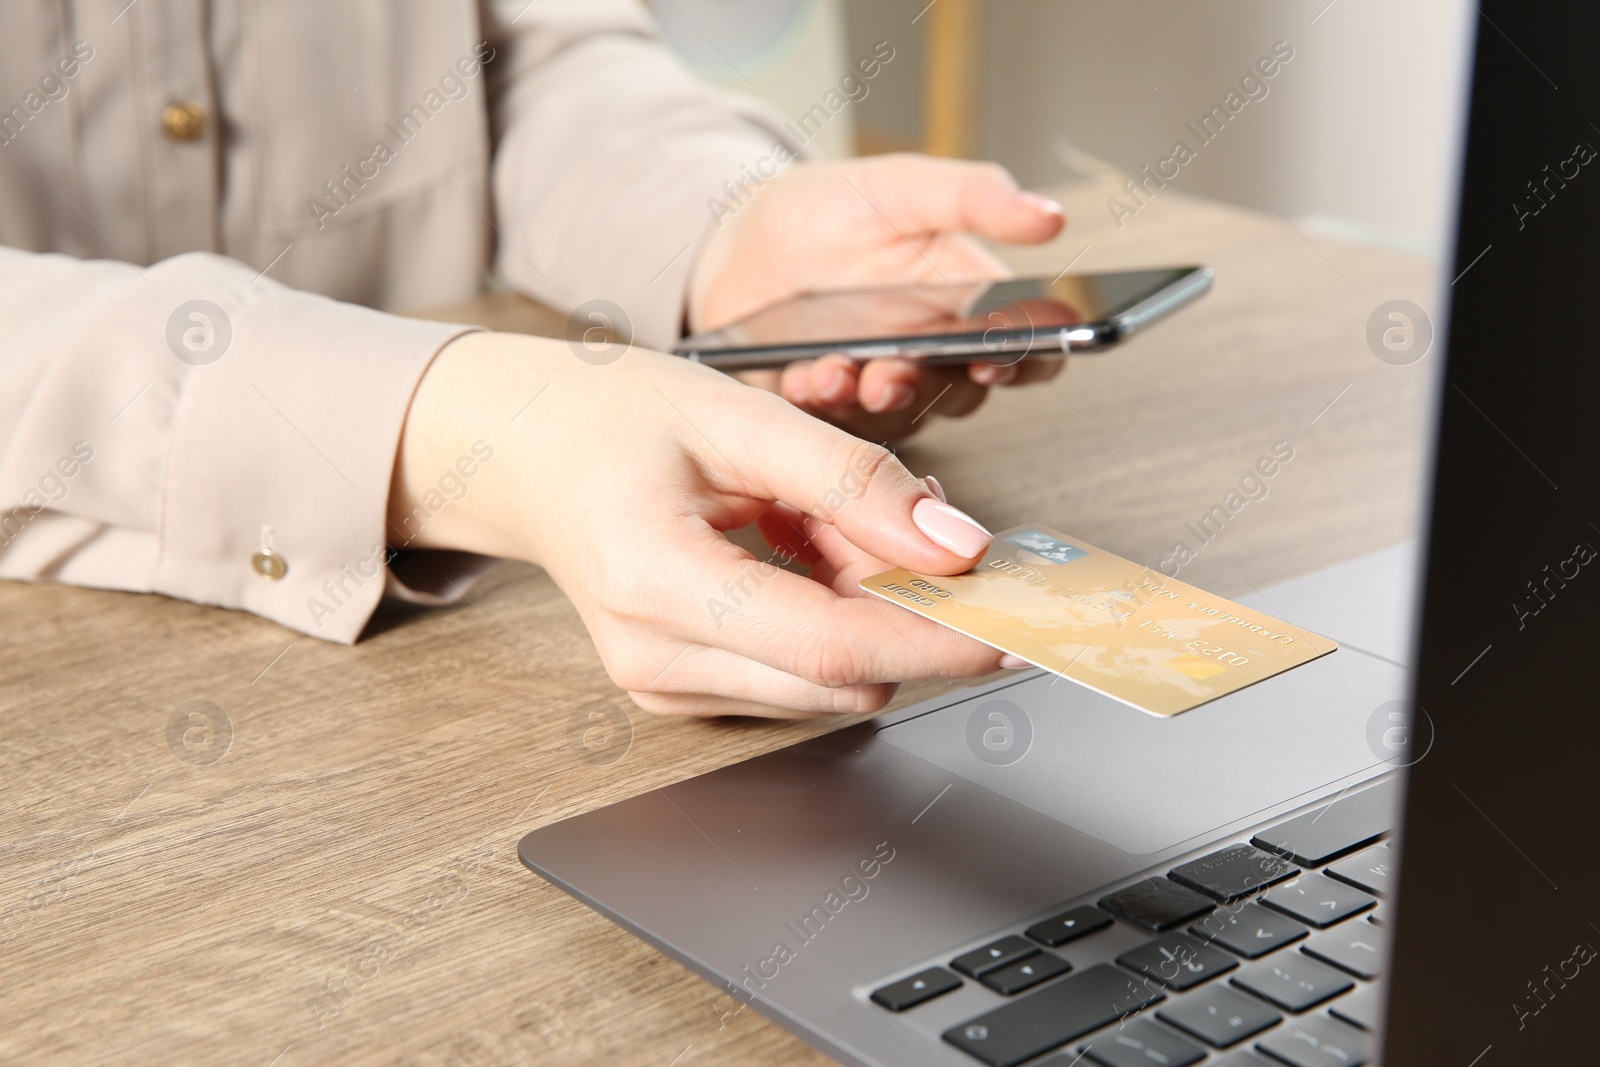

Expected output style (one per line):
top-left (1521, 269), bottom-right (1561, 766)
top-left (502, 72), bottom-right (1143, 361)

top-left (387, 332), bottom-right (558, 563)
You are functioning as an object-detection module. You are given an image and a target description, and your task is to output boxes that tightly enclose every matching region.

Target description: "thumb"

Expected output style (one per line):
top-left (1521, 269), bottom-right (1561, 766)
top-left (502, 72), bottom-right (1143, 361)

top-left (853, 154), bottom-right (1066, 246)
top-left (733, 399), bottom-right (993, 575)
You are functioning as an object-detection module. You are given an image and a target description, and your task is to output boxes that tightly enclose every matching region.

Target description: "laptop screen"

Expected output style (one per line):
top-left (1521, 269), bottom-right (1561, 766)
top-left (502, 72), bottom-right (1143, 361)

top-left (1385, 2), bottom-right (1600, 1062)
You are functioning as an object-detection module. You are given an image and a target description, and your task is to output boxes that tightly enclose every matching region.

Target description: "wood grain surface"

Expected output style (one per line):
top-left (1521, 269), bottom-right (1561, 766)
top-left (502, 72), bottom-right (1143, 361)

top-left (0, 180), bottom-right (1436, 1066)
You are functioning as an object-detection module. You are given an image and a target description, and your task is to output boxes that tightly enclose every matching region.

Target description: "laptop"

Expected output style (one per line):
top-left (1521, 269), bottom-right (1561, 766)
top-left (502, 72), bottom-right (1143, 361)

top-left (520, 4), bottom-right (1600, 1064)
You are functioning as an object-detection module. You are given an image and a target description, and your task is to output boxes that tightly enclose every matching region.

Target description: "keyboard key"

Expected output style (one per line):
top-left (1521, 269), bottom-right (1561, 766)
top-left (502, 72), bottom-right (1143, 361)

top-left (942, 963), bottom-right (1165, 1067)
top-left (1170, 844), bottom-right (1299, 902)
top-left (1302, 925), bottom-right (1389, 979)
top-left (1260, 875), bottom-right (1375, 928)
top-left (1233, 955), bottom-right (1354, 1012)
top-left (1158, 984), bottom-right (1281, 1047)
top-left (1251, 781), bottom-right (1396, 867)
top-left (1100, 879), bottom-right (1215, 932)
top-left (1366, 901), bottom-right (1390, 927)
top-left (981, 952), bottom-right (1071, 995)
top-left (1027, 904), bottom-right (1113, 946)
top-left (1326, 843), bottom-right (1396, 898)
top-left (1190, 902), bottom-right (1309, 958)
top-left (1330, 984), bottom-right (1383, 1031)
top-left (1117, 933), bottom-right (1238, 991)
top-left (1080, 1019), bottom-right (1206, 1067)
top-left (871, 967), bottom-right (962, 1011)
top-left (1254, 1014), bottom-right (1371, 1066)
top-left (952, 935), bottom-right (1038, 978)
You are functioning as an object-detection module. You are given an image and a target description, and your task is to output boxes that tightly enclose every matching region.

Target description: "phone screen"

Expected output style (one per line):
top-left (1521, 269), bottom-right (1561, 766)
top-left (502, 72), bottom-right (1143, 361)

top-left (677, 268), bottom-right (1204, 368)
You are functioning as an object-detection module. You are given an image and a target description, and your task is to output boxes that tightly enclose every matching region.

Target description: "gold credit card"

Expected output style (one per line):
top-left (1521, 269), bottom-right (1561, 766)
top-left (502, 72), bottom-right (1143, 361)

top-left (860, 525), bottom-right (1337, 716)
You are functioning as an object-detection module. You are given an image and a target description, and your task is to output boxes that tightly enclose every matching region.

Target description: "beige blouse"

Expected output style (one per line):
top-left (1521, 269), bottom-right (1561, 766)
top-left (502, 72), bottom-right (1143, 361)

top-left (0, 0), bottom-right (798, 641)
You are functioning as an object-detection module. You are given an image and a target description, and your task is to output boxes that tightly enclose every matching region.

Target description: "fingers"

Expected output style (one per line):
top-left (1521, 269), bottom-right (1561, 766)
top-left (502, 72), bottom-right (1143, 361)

top-left (969, 362), bottom-right (1020, 386)
top-left (627, 644), bottom-right (899, 717)
top-left (758, 502), bottom-right (895, 600)
top-left (629, 690), bottom-right (863, 719)
top-left (607, 465), bottom-right (1005, 717)
top-left (847, 362), bottom-right (987, 434)
top-left (602, 530), bottom-right (1002, 714)
top-left (670, 527), bottom-right (1002, 685)
top-left (778, 355), bottom-right (867, 412)
top-left (791, 355), bottom-right (1058, 421)
top-left (920, 233), bottom-right (1014, 285)
top-left (805, 354), bottom-right (859, 408)
top-left (853, 155), bottom-right (1066, 246)
top-left (864, 373), bottom-right (918, 415)
top-left (1011, 355), bottom-right (1068, 386)
top-left (756, 501), bottom-right (822, 567)
top-left (757, 485), bottom-right (945, 594)
top-left (770, 353), bottom-right (1060, 443)
top-left (798, 359), bottom-right (987, 426)
top-left (795, 514), bottom-right (904, 599)
top-left (972, 354), bottom-right (1066, 388)
top-left (717, 398), bottom-right (992, 573)
top-left (855, 358), bottom-right (921, 414)
top-left (918, 367), bottom-right (989, 419)
top-left (771, 359), bottom-right (976, 441)
top-left (604, 506), bottom-right (1002, 716)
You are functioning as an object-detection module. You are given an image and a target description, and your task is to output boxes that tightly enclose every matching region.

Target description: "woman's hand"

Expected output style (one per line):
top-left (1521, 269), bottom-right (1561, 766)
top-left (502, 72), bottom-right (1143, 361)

top-left (389, 332), bottom-right (1013, 717)
top-left (689, 154), bottom-right (1070, 439)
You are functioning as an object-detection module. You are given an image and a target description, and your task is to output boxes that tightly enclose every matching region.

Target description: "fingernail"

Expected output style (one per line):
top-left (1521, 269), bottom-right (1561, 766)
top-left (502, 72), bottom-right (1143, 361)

top-left (878, 382), bottom-right (916, 412)
top-left (999, 654), bottom-right (1031, 669)
top-left (1019, 191), bottom-right (1064, 217)
top-left (820, 364), bottom-right (849, 403)
top-left (912, 498), bottom-right (992, 557)
top-left (924, 474), bottom-right (947, 503)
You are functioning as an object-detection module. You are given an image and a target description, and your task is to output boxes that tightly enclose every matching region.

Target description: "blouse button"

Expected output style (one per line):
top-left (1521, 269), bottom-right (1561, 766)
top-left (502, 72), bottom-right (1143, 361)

top-left (251, 549), bottom-right (287, 581)
top-left (161, 101), bottom-right (206, 142)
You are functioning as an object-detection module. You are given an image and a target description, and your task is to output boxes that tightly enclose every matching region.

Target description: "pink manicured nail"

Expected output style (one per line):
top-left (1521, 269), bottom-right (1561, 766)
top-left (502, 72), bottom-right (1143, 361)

top-left (999, 654), bottom-right (1031, 669)
top-left (924, 475), bottom-right (947, 503)
top-left (912, 498), bottom-right (992, 557)
top-left (819, 364), bottom-right (849, 403)
top-left (970, 363), bottom-right (1005, 385)
top-left (879, 383), bottom-right (916, 412)
top-left (1019, 191), bottom-right (1064, 216)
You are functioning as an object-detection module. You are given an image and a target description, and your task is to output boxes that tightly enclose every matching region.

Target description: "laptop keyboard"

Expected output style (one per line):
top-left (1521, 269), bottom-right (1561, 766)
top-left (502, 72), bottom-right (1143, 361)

top-left (868, 780), bottom-right (1396, 1067)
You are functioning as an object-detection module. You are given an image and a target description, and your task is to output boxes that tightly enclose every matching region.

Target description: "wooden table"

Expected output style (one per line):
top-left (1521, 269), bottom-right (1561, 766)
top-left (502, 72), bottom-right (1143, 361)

top-left (0, 180), bottom-right (1434, 1066)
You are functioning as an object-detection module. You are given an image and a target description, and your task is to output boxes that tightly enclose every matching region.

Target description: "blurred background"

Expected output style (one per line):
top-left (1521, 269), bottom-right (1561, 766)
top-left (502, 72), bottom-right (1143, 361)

top-left (649, 0), bottom-right (1463, 259)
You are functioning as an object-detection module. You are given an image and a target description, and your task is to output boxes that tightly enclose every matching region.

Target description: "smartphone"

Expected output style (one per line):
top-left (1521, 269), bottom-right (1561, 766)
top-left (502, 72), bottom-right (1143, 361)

top-left (673, 266), bottom-right (1213, 371)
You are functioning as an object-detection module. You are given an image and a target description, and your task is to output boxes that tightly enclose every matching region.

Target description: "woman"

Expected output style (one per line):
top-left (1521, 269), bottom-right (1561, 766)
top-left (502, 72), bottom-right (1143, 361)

top-left (0, 0), bottom-right (1064, 716)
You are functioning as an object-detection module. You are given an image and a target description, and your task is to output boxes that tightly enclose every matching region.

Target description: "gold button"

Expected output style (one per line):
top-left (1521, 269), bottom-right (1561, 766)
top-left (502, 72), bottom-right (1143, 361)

top-left (251, 550), bottom-right (287, 581)
top-left (161, 101), bottom-right (205, 142)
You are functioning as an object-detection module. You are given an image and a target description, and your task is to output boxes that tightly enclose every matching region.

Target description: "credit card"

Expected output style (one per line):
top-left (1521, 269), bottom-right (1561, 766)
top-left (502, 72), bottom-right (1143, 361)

top-left (860, 525), bottom-right (1337, 716)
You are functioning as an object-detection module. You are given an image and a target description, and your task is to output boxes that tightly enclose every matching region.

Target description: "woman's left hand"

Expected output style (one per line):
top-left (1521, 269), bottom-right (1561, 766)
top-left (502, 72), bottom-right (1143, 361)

top-left (688, 154), bottom-right (1070, 440)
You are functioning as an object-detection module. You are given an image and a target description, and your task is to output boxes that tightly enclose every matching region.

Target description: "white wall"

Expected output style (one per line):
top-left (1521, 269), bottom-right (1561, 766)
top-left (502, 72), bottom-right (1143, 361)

top-left (653, 0), bottom-right (1474, 258)
top-left (649, 0), bottom-right (857, 160)
top-left (977, 0), bottom-right (1472, 257)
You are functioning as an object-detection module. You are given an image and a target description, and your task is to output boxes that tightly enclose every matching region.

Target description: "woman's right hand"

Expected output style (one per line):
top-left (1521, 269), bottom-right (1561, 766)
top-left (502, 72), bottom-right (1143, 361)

top-left (388, 331), bottom-right (1013, 717)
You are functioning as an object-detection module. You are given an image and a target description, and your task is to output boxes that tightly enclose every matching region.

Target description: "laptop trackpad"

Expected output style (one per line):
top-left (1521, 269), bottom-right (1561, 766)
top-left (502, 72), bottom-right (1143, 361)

top-left (877, 646), bottom-right (1404, 856)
